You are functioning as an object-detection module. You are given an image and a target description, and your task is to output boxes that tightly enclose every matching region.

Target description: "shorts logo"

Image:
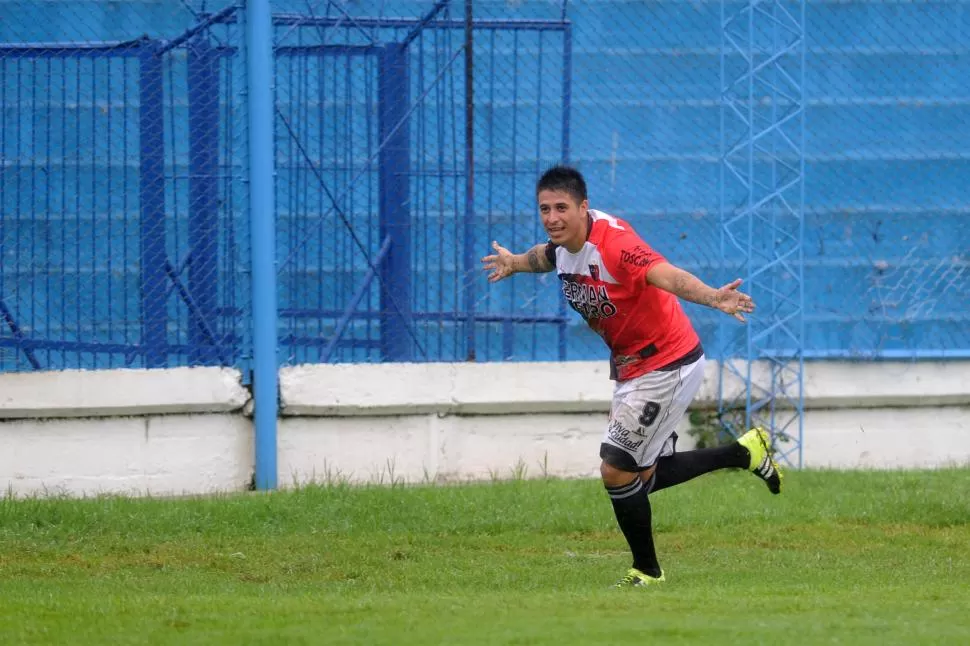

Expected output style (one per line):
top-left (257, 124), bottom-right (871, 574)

top-left (620, 246), bottom-right (652, 268)
top-left (607, 420), bottom-right (644, 452)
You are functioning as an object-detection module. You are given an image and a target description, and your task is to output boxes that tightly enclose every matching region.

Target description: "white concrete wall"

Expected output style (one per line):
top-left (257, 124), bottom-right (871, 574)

top-left (0, 368), bottom-right (253, 497)
top-left (802, 407), bottom-right (970, 468)
top-left (278, 413), bottom-right (614, 485)
top-left (1, 414), bottom-right (253, 497)
top-left (0, 366), bottom-right (249, 418)
top-left (278, 361), bottom-right (970, 484)
top-left (2, 361), bottom-right (969, 497)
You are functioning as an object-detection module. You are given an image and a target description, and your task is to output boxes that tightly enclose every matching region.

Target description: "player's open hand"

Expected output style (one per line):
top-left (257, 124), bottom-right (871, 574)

top-left (714, 278), bottom-right (756, 322)
top-left (482, 241), bottom-right (515, 283)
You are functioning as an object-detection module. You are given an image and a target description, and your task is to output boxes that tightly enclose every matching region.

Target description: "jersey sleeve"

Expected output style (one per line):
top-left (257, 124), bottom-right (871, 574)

top-left (601, 229), bottom-right (667, 289)
top-left (543, 241), bottom-right (558, 267)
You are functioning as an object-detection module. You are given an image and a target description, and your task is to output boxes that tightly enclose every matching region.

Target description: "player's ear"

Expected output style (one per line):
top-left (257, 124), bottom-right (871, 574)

top-left (580, 198), bottom-right (589, 212)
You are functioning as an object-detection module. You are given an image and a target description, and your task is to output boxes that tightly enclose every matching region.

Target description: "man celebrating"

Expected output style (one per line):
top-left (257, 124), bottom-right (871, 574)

top-left (482, 166), bottom-right (782, 588)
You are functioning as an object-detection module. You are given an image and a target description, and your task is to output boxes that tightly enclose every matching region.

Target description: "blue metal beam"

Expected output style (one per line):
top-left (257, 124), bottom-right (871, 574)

top-left (281, 310), bottom-right (568, 324)
top-left (719, 0), bottom-right (806, 466)
top-left (274, 45), bottom-right (379, 56)
top-left (322, 235), bottom-right (393, 362)
top-left (162, 261), bottom-right (228, 364)
top-left (156, 4), bottom-right (239, 55)
top-left (0, 300), bottom-right (41, 369)
top-left (401, 0), bottom-right (453, 48)
top-left (558, 22), bottom-right (573, 361)
top-left (464, 0), bottom-right (477, 361)
top-left (188, 36), bottom-right (220, 366)
top-left (0, 41), bottom-right (147, 56)
top-left (0, 337), bottom-right (239, 356)
top-left (247, 0), bottom-right (279, 491)
top-left (138, 44), bottom-right (168, 369)
top-left (377, 43), bottom-right (413, 362)
top-left (209, 13), bottom-right (570, 31)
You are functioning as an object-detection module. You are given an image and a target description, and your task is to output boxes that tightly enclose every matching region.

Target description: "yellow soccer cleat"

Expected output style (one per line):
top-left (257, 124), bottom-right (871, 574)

top-left (737, 427), bottom-right (783, 494)
top-left (614, 567), bottom-right (666, 588)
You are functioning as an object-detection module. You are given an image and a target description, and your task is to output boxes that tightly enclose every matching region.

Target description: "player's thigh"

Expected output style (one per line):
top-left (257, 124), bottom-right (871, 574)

top-left (602, 357), bottom-right (706, 470)
top-left (653, 356), bottom-right (706, 434)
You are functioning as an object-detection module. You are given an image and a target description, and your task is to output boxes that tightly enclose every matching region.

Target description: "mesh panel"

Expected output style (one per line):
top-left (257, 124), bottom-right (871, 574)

top-left (1, 0), bottom-right (967, 371)
top-left (272, 1), bottom-right (569, 364)
top-left (0, 1), bottom-right (251, 371)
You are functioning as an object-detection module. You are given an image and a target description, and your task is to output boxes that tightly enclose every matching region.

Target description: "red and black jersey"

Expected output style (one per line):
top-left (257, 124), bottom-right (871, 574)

top-left (545, 209), bottom-right (701, 381)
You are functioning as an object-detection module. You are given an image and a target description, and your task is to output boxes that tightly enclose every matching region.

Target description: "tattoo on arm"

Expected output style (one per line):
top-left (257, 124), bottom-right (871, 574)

top-left (670, 269), bottom-right (719, 307)
top-left (703, 284), bottom-right (719, 307)
top-left (520, 244), bottom-right (553, 273)
top-left (673, 273), bottom-right (695, 300)
top-left (527, 248), bottom-right (541, 272)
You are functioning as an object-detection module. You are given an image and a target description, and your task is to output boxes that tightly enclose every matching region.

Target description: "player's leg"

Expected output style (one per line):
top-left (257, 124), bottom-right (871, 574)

top-left (637, 358), bottom-right (782, 495)
top-left (601, 457), bottom-right (663, 585)
top-left (601, 364), bottom-right (702, 586)
top-left (735, 427), bottom-right (783, 494)
top-left (645, 442), bottom-right (749, 493)
top-left (635, 355), bottom-right (744, 491)
top-left (644, 442), bottom-right (748, 492)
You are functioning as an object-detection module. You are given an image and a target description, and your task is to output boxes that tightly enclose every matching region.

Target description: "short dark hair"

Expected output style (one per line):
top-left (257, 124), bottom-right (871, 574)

top-left (536, 165), bottom-right (587, 204)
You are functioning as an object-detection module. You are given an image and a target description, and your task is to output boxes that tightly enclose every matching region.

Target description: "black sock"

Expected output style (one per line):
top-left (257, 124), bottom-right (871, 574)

top-left (647, 443), bottom-right (750, 493)
top-left (605, 478), bottom-right (661, 577)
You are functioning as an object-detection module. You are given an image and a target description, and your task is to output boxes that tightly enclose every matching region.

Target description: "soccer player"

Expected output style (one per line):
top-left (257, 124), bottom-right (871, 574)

top-left (481, 165), bottom-right (782, 588)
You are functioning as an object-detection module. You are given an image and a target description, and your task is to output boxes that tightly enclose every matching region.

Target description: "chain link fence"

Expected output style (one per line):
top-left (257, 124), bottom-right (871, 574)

top-left (563, 0), bottom-right (725, 360)
top-left (559, 0), bottom-right (969, 361)
top-left (0, 0), bottom-right (967, 373)
top-left (0, 0), bottom-right (251, 372)
top-left (805, 0), bottom-right (970, 358)
top-left (268, 0), bottom-right (569, 365)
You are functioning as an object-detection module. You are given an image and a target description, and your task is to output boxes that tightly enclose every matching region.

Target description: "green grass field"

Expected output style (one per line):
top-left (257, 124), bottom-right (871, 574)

top-left (2, 469), bottom-right (969, 645)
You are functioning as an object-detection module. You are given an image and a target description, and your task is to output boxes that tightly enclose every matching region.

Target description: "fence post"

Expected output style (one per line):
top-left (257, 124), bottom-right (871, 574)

top-left (139, 42), bottom-right (168, 368)
top-left (463, 0), bottom-right (476, 361)
top-left (188, 35), bottom-right (220, 365)
top-left (558, 22), bottom-right (572, 361)
top-left (246, 0), bottom-right (279, 490)
top-left (378, 43), bottom-right (412, 361)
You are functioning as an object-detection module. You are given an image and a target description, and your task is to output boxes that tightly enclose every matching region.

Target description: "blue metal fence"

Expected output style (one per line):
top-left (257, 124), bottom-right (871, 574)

top-left (0, 41), bottom-right (141, 369)
top-left (1, 0), bottom-right (968, 375)
top-left (261, 8), bottom-right (571, 365)
top-left (0, 5), bottom-right (248, 370)
top-left (0, 8), bottom-right (250, 372)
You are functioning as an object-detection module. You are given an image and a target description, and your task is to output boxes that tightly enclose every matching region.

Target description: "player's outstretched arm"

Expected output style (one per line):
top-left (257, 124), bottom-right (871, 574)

top-left (481, 241), bottom-right (554, 283)
top-left (646, 263), bottom-right (755, 323)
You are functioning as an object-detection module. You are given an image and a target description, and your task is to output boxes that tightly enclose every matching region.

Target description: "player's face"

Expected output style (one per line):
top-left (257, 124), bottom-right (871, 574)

top-left (537, 189), bottom-right (589, 253)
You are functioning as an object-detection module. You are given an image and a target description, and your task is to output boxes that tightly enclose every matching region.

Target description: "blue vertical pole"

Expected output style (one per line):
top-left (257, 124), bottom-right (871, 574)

top-left (561, 23), bottom-right (572, 163)
top-left (745, 1), bottom-right (755, 433)
top-left (463, 0), bottom-right (476, 361)
top-left (717, 0), bottom-right (727, 418)
top-left (188, 36), bottom-right (220, 365)
top-left (378, 43), bottom-right (412, 361)
top-left (798, 0), bottom-right (807, 468)
top-left (247, 0), bottom-right (278, 490)
top-left (557, 23), bottom-right (572, 361)
top-left (139, 43), bottom-right (167, 368)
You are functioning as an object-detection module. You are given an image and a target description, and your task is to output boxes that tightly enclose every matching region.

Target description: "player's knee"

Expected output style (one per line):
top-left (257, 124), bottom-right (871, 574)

top-left (600, 460), bottom-right (636, 487)
top-left (600, 444), bottom-right (658, 487)
top-left (638, 465), bottom-right (657, 484)
top-left (600, 443), bottom-right (639, 486)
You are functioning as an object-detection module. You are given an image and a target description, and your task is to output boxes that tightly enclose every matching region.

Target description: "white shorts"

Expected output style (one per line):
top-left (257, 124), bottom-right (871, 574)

top-left (602, 354), bottom-right (706, 470)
